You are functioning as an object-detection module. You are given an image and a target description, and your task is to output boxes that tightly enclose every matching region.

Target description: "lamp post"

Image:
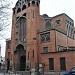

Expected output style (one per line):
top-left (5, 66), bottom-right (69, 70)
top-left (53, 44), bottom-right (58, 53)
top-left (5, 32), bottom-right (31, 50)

top-left (7, 58), bottom-right (10, 72)
top-left (0, 56), bottom-right (2, 70)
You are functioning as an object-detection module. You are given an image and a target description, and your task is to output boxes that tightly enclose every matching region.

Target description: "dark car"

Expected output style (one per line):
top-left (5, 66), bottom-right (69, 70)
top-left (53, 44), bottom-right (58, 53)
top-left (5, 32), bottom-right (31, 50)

top-left (63, 66), bottom-right (75, 75)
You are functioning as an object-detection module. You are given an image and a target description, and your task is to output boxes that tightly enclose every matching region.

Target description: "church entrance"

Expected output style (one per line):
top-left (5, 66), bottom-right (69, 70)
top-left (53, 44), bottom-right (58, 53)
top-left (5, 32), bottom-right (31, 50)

top-left (15, 44), bottom-right (26, 71)
top-left (20, 55), bottom-right (26, 71)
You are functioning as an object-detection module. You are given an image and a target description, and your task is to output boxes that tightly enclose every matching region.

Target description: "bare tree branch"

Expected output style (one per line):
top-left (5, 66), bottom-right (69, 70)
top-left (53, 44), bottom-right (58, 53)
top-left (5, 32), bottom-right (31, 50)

top-left (0, 0), bottom-right (13, 39)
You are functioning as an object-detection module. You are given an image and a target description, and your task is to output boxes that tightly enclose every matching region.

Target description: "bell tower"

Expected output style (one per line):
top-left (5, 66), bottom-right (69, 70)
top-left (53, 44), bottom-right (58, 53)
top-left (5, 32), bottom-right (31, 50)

top-left (11, 0), bottom-right (40, 71)
top-left (26, 0), bottom-right (40, 69)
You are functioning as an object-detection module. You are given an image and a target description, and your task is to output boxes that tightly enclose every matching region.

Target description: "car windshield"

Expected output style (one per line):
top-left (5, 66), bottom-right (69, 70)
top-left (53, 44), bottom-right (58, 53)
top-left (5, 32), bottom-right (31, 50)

top-left (70, 67), bottom-right (75, 72)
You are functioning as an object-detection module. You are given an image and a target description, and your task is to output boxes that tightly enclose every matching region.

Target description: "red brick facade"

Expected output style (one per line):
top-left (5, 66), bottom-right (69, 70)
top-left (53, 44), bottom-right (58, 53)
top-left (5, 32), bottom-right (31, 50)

top-left (5, 0), bottom-right (75, 72)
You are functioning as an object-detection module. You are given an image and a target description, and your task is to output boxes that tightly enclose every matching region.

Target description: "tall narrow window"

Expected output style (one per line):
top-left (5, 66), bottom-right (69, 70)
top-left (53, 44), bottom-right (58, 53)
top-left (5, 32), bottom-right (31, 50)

top-left (28, 52), bottom-right (29, 60)
top-left (33, 50), bottom-right (34, 58)
top-left (60, 57), bottom-right (66, 71)
top-left (22, 5), bottom-right (26, 10)
top-left (33, 11), bottom-right (34, 18)
top-left (20, 17), bottom-right (26, 42)
top-left (13, 9), bottom-right (15, 15)
top-left (49, 58), bottom-right (54, 70)
top-left (46, 33), bottom-right (50, 41)
top-left (28, 3), bottom-right (30, 7)
top-left (28, 12), bottom-right (30, 19)
top-left (36, 2), bottom-right (39, 7)
top-left (17, 8), bottom-right (21, 13)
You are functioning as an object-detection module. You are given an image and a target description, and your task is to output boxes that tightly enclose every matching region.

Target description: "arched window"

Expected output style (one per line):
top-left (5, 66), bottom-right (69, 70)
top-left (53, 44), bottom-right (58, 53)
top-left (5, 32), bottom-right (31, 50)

top-left (41, 35), bottom-right (45, 42)
top-left (22, 5), bottom-right (26, 10)
top-left (28, 3), bottom-right (30, 7)
top-left (40, 32), bottom-right (50, 43)
top-left (46, 21), bottom-right (51, 28)
top-left (32, 1), bottom-right (35, 5)
top-left (36, 2), bottom-right (39, 7)
top-left (20, 17), bottom-right (26, 42)
top-left (17, 8), bottom-right (21, 13)
top-left (46, 33), bottom-right (50, 41)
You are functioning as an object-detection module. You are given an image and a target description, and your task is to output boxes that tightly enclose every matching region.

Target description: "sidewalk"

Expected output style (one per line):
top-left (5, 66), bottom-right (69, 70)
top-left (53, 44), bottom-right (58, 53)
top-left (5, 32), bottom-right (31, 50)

top-left (0, 70), bottom-right (66, 75)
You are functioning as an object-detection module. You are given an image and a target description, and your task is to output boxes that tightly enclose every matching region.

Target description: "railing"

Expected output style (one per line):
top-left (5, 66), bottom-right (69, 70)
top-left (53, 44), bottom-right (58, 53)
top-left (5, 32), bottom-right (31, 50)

top-left (0, 70), bottom-right (65, 75)
top-left (0, 71), bottom-right (30, 75)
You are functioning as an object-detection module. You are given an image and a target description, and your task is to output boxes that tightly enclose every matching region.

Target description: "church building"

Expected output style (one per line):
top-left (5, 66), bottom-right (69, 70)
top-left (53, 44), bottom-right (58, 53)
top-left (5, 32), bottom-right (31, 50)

top-left (5, 0), bottom-right (75, 72)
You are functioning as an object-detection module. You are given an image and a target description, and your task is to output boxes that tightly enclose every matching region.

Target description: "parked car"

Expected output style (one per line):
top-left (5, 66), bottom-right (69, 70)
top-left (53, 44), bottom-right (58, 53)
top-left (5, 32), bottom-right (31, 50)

top-left (63, 66), bottom-right (75, 75)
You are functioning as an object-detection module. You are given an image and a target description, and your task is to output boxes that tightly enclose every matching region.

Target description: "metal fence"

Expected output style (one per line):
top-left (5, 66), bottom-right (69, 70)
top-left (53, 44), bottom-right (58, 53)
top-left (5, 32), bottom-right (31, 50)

top-left (0, 71), bottom-right (65, 75)
top-left (0, 71), bottom-right (30, 75)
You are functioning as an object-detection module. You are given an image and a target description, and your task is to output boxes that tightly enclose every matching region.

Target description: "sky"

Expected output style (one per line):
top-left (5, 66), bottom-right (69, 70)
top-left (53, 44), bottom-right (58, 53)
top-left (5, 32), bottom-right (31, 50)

top-left (0, 0), bottom-right (75, 57)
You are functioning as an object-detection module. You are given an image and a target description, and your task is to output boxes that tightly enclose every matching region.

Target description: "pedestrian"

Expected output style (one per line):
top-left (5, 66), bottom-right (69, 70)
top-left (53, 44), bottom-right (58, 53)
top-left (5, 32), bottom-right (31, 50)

top-left (30, 70), bottom-right (31, 75)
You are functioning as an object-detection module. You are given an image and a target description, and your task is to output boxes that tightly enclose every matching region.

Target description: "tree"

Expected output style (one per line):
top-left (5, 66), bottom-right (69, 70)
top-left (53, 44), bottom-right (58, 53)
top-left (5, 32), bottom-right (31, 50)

top-left (0, 0), bottom-right (12, 39)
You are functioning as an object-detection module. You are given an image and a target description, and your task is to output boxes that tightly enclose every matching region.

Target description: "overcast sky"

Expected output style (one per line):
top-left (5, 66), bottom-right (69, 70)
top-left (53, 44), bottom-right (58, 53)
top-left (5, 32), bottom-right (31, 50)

top-left (0, 0), bottom-right (75, 57)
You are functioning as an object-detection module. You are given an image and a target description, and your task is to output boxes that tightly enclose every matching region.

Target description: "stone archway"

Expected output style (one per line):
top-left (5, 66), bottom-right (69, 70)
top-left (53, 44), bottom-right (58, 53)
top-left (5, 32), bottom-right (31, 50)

top-left (16, 44), bottom-right (26, 71)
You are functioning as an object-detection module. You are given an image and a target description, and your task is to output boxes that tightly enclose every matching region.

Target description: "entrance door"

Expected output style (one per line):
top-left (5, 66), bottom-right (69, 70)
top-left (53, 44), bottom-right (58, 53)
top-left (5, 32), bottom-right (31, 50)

top-left (15, 44), bottom-right (26, 71)
top-left (20, 55), bottom-right (26, 71)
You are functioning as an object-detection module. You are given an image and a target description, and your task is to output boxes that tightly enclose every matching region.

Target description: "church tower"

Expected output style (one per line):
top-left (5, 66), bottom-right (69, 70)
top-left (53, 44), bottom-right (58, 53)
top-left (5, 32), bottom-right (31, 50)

top-left (11, 0), bottom-right (40, 71)
top-left (26, 0), bottom-right (40, 69)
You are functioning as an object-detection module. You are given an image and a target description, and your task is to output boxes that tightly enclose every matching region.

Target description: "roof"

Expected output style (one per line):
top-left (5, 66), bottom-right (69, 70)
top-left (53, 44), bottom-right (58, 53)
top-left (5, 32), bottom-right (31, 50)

top-left (52, 13), bottom-right (74, 21)
top-left (40, 14), bottom-right (52, 20)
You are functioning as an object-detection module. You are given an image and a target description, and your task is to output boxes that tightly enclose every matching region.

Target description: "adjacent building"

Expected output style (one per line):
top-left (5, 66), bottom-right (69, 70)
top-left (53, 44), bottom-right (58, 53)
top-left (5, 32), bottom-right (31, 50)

top-left (5, 0), bottom-right (75, 72)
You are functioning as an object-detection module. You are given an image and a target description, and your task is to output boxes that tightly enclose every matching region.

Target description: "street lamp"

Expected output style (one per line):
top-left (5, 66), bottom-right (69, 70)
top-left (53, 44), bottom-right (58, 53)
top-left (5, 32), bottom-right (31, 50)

top-left (7, 58), bottom-right (10, 72)
top-left (0, 56), bottom-right (2, 70)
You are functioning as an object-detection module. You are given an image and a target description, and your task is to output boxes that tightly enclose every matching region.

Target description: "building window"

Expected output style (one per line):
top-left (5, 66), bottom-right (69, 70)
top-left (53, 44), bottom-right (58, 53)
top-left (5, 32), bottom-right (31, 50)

top-left (33, 50), bottom-right (34, 58)
top-left (43, 47), bottom-right (48, 53)
top-left (20, 17), bottom-right (26, 42)
top-left (60, 57), bottom-right (66, 71)
top-left (46, 21), bottom-right (51, 28)
top-left (28, 3), bottom-right (30, 7)
top-left (41, 32), bottom-right (50, 43)
top-left (16, 38), bottom-right (18, 43)
top-left (22, 5), bottom-right (26, 10)
top-left (33, 11), bottom-right (34, 18)
top-left (46, 33), bottom-right (50, 41)
top-left (71, 29), bottom-right (73, 38)
top-left (17, 8), bottom-right (21, 13)
top-left (32, 1), bottom-right (35, 5)
top-left (13, 10), bottom-right (15, 15)
top-left (56, 20), bottom-right (60, 26)
top-left (41, 35), bottom-right (45, 42)
top-left (49, 58), bottom-right (54, 70)
top-left (16, 32), bottom-right (18, 35)
top-left (36, 2), bottom-right (39, 7)
top-left (28, 52), bottom-right (29, 60)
